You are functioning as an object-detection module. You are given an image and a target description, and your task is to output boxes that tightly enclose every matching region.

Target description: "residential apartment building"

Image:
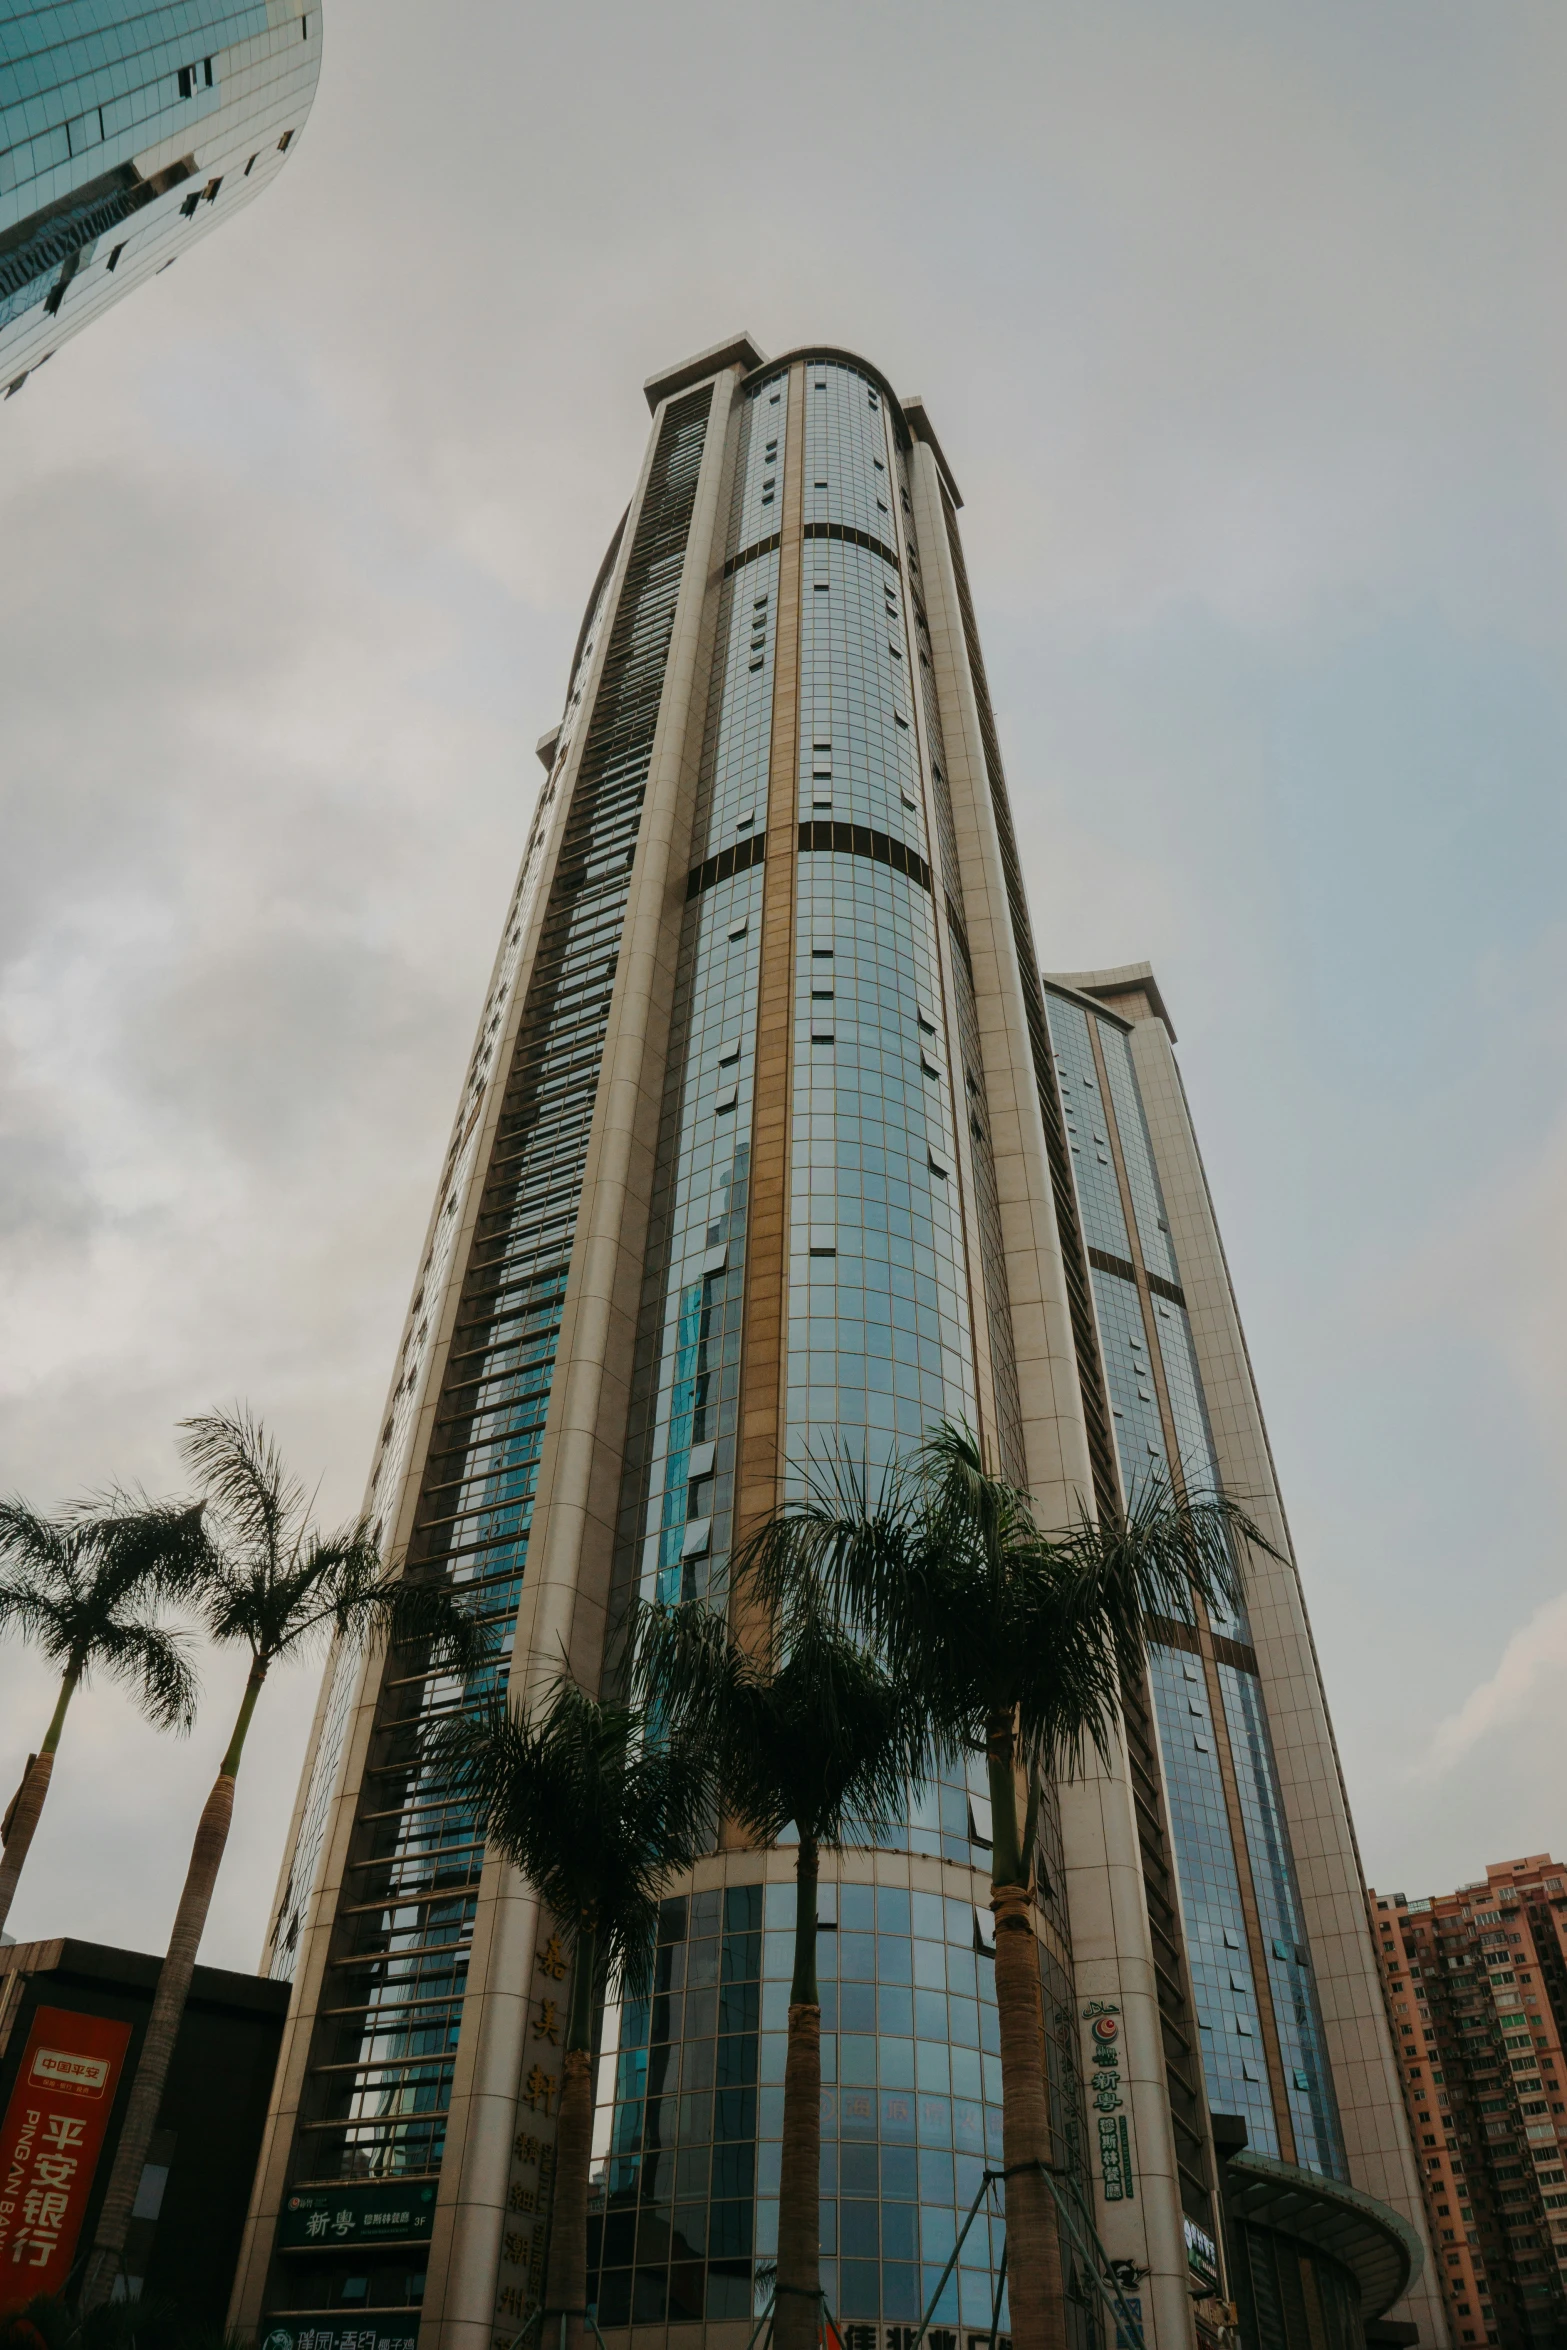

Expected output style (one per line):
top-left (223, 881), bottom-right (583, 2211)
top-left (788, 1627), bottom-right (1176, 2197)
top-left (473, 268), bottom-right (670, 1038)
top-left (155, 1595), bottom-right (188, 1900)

top-left (1370, 1859), bottom-right (1567, 2350)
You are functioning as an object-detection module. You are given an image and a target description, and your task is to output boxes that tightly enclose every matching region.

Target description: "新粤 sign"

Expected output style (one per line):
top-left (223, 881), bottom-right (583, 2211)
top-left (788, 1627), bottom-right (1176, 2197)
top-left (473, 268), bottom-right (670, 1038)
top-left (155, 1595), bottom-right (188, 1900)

top-left (0, 2005), bottom-right (132, 2308)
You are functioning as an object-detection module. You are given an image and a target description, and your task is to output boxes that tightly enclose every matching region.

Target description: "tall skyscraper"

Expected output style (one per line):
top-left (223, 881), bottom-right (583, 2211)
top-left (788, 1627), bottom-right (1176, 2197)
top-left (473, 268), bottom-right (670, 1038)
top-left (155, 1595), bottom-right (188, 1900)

top-left (232, 337), bottom-right (1441, 2350)
top-left (1, 1), bottom-right (319, 398)
top-left (1369, 1857), bottom-right (1567, 2350)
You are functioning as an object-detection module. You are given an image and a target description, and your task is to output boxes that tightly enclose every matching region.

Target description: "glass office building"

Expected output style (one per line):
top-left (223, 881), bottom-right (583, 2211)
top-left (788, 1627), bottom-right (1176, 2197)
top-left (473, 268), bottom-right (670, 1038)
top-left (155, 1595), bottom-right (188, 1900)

top-left (233, 339), bottom-right (1442, 2350)
top-left (1, 0), bottom-right (319, 397)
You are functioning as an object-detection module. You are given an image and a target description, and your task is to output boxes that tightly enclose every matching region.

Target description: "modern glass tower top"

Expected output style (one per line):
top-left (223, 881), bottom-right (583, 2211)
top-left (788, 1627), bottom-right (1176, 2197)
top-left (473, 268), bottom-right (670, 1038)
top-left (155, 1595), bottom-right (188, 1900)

top-left (233, 338), bottom-right (1443, 2350)
top-left (0, 0), bottom-right (319, 398)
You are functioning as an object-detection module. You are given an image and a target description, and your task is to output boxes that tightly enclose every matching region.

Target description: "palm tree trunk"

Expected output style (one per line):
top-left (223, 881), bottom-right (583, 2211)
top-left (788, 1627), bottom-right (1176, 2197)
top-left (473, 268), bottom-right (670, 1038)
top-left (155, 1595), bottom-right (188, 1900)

top-left (775, 1835), bottom-right (821, 2350)
top-left (987, 1716), bottom-right (1066, 2350)
top-left (0, 1666), bottom-right (79, 1936)
top-left (544, 1923), bottom-right (598, 2350)
top-left (78, 1660), bottom-right (265, 2311)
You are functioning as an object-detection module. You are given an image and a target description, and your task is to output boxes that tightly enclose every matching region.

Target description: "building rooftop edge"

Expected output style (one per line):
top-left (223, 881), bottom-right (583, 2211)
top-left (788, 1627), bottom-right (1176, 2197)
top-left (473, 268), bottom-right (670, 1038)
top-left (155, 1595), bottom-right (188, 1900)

top-left (899, 396), bottom-right (963, 509)
top-left (0, 1933), bottom-right (289, 2012)
top-left (644, 332), bottom-right (769, 412)
top-left (1046, 959), bottom-right (1177, 1043)
top-left (642, 339), bottom-right (966, 509)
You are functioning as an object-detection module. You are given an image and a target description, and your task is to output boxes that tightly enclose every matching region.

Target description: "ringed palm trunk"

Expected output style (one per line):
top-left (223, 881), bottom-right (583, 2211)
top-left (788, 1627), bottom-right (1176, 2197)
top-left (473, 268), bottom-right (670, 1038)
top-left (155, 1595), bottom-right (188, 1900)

top-left (775, 1835), bottom-right (821, 2350)
top-left (79, 1660), bottom-right (266, 2311)
top-left (0, 1666), bottom-right (79, 1937)
top-left (544, 1923), bottom-right (599, 2350)
top-left (987, 1713), bottom-right (1067, 2350)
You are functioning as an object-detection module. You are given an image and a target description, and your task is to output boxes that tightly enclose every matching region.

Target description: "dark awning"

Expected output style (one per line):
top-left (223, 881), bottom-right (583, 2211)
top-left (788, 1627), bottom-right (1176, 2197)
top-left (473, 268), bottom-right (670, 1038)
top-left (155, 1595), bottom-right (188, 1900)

top-left (1225, 2150), bottom-right (1425, 2319)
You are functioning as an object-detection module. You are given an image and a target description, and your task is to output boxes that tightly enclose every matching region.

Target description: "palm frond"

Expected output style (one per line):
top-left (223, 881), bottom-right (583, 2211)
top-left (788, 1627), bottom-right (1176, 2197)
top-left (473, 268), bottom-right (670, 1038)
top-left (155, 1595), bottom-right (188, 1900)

top-left (633, 1571), bottom-right (935, 1858)
top-left (0, 1502), bottom-right (71, 1581)
top-left (384, 1573), bottom-right (494, 1678)
top-left (178, 1407), bottom-right (303, 1573)
top-left (433, 1677), bottom-right (712, 2002)
top-left (0, 1499), bottom-right (209, 1702)
top-left (93, 1619), bottom-right (200, 1734)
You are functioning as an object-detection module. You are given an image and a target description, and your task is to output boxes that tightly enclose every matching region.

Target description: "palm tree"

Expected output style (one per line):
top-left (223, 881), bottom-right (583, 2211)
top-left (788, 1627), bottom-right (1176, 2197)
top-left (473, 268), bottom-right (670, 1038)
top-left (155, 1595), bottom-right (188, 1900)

top-left (748, 1421), bottom-right (1272, 2350)
top-left (433, 1676), bottom-right (713, 2350)
top-left (633, 1574), bottom-right (930, 2350)
top-left (78, 1409), bottom-right (489, 2311)
top-left (0, 1498), bottom-right (207, 1938)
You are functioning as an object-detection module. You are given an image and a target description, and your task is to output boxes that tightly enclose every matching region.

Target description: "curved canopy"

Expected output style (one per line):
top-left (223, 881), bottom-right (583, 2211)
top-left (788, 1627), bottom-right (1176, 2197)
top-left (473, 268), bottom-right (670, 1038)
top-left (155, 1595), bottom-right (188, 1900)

top-left (1226, 2150), bottom-right (1425, 2319)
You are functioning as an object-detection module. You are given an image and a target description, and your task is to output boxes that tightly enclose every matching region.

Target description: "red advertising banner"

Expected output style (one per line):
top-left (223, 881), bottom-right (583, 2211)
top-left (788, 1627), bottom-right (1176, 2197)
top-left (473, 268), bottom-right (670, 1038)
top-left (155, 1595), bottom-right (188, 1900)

top-left (0, 2005), bottom-right (132, 2310)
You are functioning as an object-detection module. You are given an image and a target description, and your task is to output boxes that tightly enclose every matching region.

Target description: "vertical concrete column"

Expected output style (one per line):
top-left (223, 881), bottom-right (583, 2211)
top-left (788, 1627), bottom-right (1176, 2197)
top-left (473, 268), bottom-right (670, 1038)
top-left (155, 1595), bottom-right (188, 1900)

top-left (733, 359), bottom-right (806, 1580)
top-left (420, 366), bottom-right (742, 2350)
top-left (905, 444), bottom-right (1089, 1525)
top-left (907, 446), bottom-right (1194, 2350)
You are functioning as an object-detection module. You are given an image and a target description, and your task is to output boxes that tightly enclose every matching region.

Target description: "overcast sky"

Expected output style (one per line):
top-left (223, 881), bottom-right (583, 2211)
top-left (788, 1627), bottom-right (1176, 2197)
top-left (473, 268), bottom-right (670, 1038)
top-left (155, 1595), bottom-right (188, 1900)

top-left (2, 0), bottom-right (1565, 1972)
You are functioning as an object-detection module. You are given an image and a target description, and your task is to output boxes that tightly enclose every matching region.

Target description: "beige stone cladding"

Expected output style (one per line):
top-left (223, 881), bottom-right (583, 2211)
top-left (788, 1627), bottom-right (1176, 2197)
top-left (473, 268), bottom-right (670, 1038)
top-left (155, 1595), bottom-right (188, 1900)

top-left (909, 455), bottom-right (1194, 2349)
top-left (1058, 962), bottom-right (1448, 2349)
top-left (418, 365), bottom-right (742, 2350)
top-left (230, 359), bottom-right (745, 2350)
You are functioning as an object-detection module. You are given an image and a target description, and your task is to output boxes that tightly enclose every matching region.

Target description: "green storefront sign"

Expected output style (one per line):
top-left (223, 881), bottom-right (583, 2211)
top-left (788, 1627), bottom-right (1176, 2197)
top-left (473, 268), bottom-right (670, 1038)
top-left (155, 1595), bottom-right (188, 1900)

top-left (278, 2181), bottom-right (437, 2250)
top-left (261, 2324), bottom-right (419, 2350)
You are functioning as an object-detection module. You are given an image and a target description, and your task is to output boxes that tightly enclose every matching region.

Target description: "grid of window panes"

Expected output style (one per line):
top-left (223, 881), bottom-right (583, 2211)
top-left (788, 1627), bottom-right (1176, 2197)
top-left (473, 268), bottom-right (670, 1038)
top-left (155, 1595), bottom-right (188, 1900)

top-left (1047, 1000), bottom-right (1130, 1259)
top-left (1, 0), bottom-right (317, 379)
top-left (1147, 1646), bottom-right (1278, 2154)
top-left (1146, 1291), bottom-right (1249, 1642)
top-left (785, 852), bottom-right (974, 1487)
top-left (702, 555), bottom-right (780, 854)
top-left (1094, 1025), bottom-right (1180, 1287)
top-left (803, 361), bottom-right (901, 544)
top-left (264, 389), bottom-right (712, 2326)
top-left (588, 1878), bottom-right (1089, 2336)
top-left (734, 368), bottom-right (788, 550)
top-left (1218, 1665), bottom-right (1344, 2175)
top-left (887, 457), bottom-right (1024, 1489)
top-left (610, 370), bottom-right (786, 1645)
top-left (799, 540), bottom-right (926, 848)
top-left (1088, 1266), bottom-right (1170, 1489)
top-left (700, 369), bottom-right (787, 860)
top-left (616, 869), bottom-right (762, 1624)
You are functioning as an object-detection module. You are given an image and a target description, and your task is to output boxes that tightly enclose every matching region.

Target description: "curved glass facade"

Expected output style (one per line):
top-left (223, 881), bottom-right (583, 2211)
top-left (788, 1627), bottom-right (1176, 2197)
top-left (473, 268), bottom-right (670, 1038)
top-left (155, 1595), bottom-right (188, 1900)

top-left (594, 358), bottom-right (1087, 2345)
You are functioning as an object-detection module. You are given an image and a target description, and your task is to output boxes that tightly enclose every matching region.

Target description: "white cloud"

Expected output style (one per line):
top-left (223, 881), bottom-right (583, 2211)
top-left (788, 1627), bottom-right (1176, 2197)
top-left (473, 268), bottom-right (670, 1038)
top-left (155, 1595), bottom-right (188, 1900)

top-left (1429, 1591), bottom-right (1567, 1771)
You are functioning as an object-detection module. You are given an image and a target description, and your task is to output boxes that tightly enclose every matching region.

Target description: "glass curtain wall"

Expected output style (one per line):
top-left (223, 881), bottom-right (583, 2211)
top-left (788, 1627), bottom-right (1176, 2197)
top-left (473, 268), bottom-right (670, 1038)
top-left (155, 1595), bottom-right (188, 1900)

top-left (593, 358), bottom-right (1089, 2347)
top-left (1042, 986), bottom-right (1345, 2181)
top-left (1, 0), bottom-right (318, 382)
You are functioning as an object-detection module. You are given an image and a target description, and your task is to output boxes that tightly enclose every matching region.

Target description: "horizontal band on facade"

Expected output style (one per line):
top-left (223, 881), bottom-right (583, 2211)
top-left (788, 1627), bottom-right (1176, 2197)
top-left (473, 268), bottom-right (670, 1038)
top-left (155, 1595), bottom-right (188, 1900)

top-left (685, 833), bottom-right (767, 899)
top-left (803, 519), bottom-right (902, 571)
top-left (722, 531), bottom-right (781, 579)
top-left (1086, 1242), bottom-right (1187, 1309)
top-left (1148, 1613), bottom-right (1260, 1677)
top-left (1087, 1244), bottom-right (1135, 1283)
top-left (798, 821), bottom-right (932, 891)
